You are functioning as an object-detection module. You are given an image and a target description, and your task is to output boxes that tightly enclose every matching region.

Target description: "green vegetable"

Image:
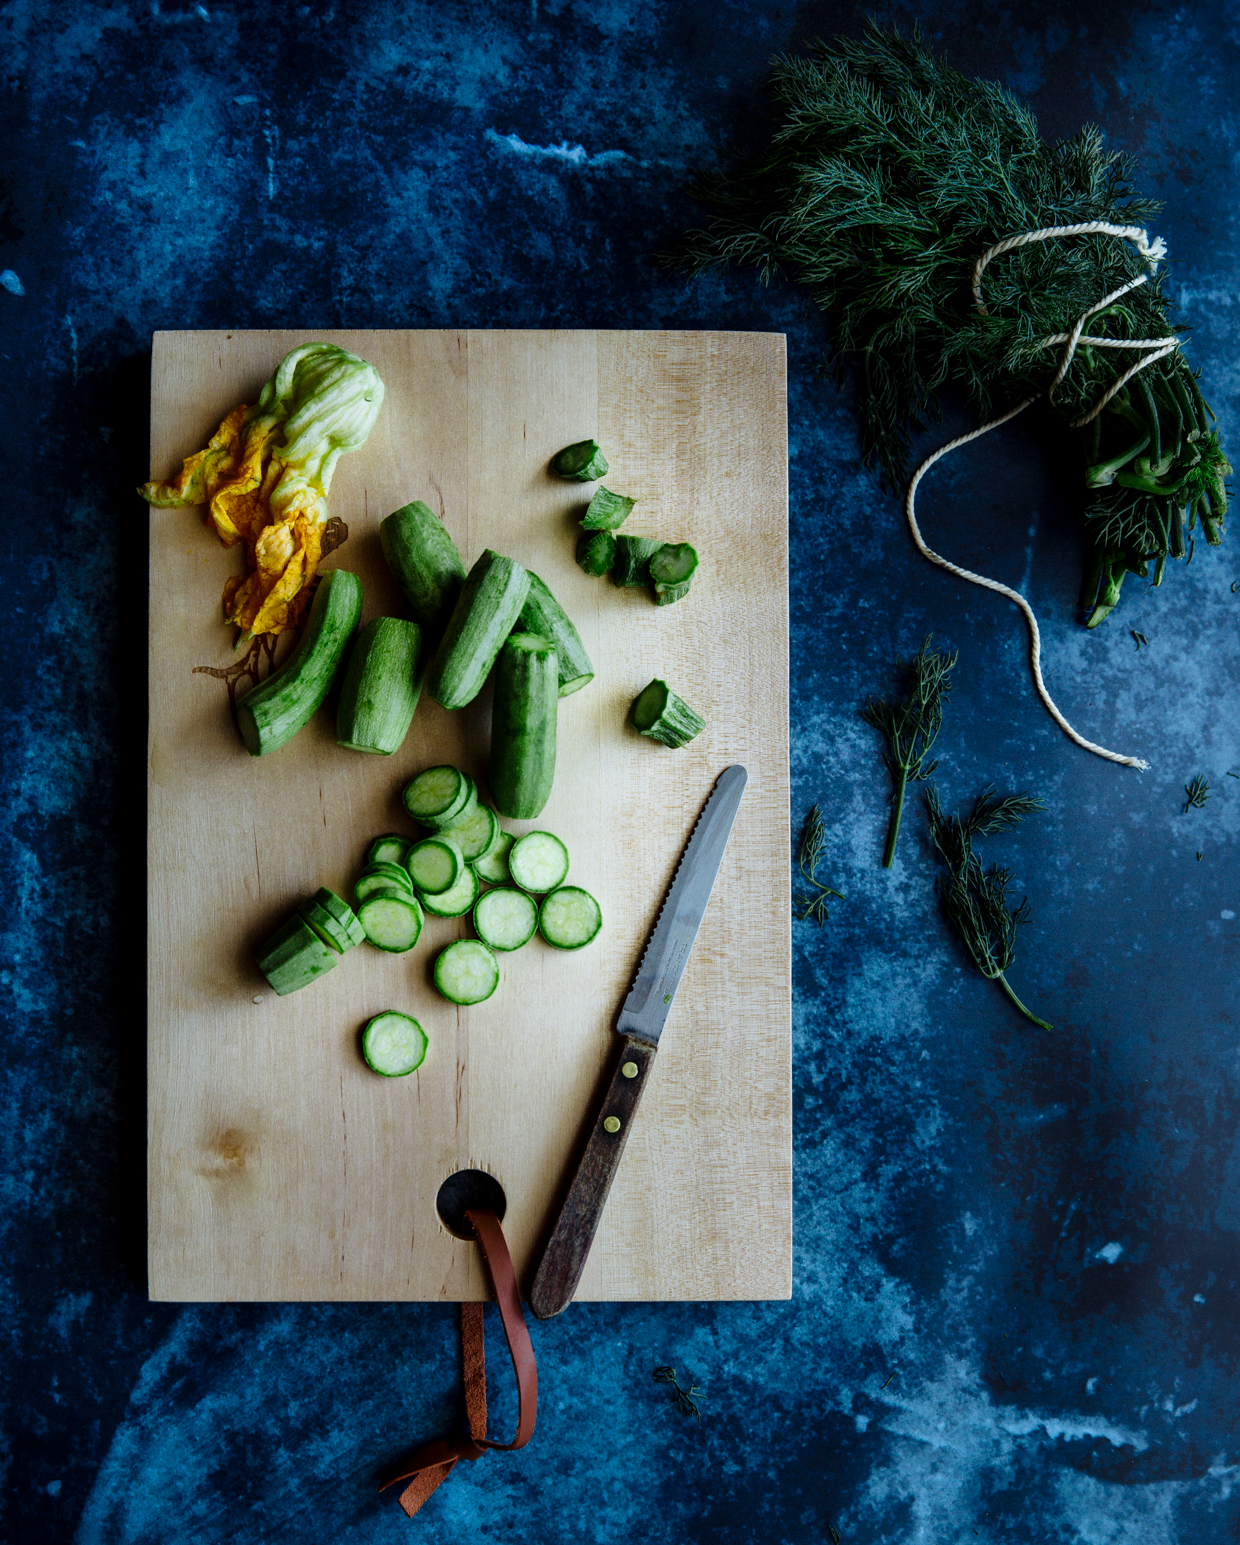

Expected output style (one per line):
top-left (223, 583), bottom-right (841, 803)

top-left (439, 800), bottom-right (500, 863)
top-left (926, 784), bottom-right (1051, 1030)
top-left (649, 543), bottom-right (698, 586)
top-left (427, 550), bottom-right (531, 710)
top-left (379, 501), bottom-right (467, 646)
top-left (473, 888), bottom-right (538, 952)
top-left (612, 535), bottom-right (663, 587)
top-left (405, 836), bottom-right (465, 895)
top-left (862, 636), bottom-right (956, 868)
top-left (552, 439), bottom-right (609, 481)
top-left (673, 25), bottom-right (1231, 626)
top-left (508, 831), bottom-right (570, 893)
top-left (538, 886), bottom-right (602, 949)
top-left (629, 678), bottom-right (705, 748)
top-left (312, 887), bottom-right (368, 946)
top-left (516, 573), bottom-right (594, 695)
top-left (366, 835), bottom-right (411, 867)
top-left (255, 914), bottom-right (339, 995)
top-left (361, 1012), bottom-right (428, 1077)
top-left (490, 634), bottom-right (559, 820)
top-left (581, 486), bottom-right (637, 531)
top-left (298, 896), bottom-right (359, 953)
top-left (235, 569), bottom-right (363, 756)
top-left (336, 616), bottom-right (424, 755)
top-left (419, 864), bottom-right (480, 918)
top-left (355, 864), bottom-right (415, 904)
top-left (357, 889), bottom-right (424, 952)
top-left (434, 939), bottom-right (500, 1004)
top-left (473, 829), bottom-right (515, 884)
top-left (402, 765), bottom-right (475, 828)
top-left (576, 530), bottom-right (616, 577)
top-left (654, 579), bottom-right (692, 606)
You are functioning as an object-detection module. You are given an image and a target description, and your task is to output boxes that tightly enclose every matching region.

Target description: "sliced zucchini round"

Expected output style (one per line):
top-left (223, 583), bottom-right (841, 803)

top-left (472, 828), bottom-right (515, 885)
top-left (362, 1011), bottom-right (428, 1077)
top-left (402, 765), bottom-right (472, 827)
top-left (434, 940), bottom-right (500, 1005)
top-left (440, 800), bottom-right (499, 862)
top-left (367, 834), bottom-right (412, 868)
top-left (357, 890), bottom-right (424, 952)
top-left (538, 886), bottom-right (602, 950)
top-left (473, 887), bottom-right (538, 952)
top-left (508, 831), bottom-right (569, 894)
top-left (406, 836), bottom-right (465, 896)
top-left (419, 864), bottom-right (480, 918)
top-left (354, 864), bottom-right (415, 905)
top-left (298, 897), bottom-right (355, 953)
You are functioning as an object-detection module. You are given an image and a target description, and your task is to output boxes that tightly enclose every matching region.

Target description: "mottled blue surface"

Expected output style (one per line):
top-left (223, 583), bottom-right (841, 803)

top-left (2, 2), bottom-right (1239, 1540)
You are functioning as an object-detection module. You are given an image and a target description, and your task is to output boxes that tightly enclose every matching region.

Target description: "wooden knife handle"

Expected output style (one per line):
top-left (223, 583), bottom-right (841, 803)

top-left (528, 1035), bottom-right (656, 1320)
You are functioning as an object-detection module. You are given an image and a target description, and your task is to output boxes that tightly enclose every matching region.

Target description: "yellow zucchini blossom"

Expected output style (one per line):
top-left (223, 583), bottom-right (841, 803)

top-left (141, 342), bottom-right (384, 635)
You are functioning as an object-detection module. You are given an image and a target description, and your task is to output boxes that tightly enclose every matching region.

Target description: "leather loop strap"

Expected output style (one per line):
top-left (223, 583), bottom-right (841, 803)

top-left (380, 1208), bottom-right (537, 1519)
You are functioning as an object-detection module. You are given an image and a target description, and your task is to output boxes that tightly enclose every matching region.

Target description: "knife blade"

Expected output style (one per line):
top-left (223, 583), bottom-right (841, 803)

top-left (528, 763), bottom-right (748, 1319)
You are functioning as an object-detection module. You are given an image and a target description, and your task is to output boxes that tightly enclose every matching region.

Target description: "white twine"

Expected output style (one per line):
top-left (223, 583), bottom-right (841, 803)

top-left (905, 221), bottom-right (1179, 772)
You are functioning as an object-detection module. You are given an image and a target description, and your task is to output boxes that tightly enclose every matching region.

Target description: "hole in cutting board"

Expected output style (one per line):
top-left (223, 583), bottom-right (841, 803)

top-left (436, 1169), bottom-right (507, 1239)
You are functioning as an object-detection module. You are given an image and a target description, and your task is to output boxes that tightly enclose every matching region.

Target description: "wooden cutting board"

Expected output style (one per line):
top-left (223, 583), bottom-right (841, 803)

top-left (147, 329), bottom-right (790, 1302)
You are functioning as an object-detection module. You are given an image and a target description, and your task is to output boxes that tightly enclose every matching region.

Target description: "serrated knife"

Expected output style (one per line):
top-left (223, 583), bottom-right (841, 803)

top-left (528, 763), bottom-right (749, 1319)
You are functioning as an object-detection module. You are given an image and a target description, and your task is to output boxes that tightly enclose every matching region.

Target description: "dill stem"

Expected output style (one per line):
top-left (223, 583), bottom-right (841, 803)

top-left (996, 972), bottom-right (1053, 1031)
top-left (882, 768), bottom-right (908, 868)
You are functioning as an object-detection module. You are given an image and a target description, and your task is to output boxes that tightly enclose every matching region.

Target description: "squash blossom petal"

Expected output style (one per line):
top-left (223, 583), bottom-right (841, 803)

top-left (139, 342), bottom-right (384, 635)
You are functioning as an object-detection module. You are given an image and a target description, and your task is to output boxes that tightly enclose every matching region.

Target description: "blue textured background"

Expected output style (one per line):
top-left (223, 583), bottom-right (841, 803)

top-left (3, 2), bottom-right (1239, 1540)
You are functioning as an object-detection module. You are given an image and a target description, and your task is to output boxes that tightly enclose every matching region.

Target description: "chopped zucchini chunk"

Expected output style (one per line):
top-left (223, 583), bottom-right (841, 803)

top-left (581, 486), bottom-right (637, 531)
top-left (551, 438), bottom-right (609, 481)
top-left (576, 530), bottom-right (616, 576)
top-left (629, 678), bottom-right (705, 748)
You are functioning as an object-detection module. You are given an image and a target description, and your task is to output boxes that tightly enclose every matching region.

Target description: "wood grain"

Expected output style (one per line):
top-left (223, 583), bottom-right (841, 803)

top-left (147, 329), bottom-right (791, 1302)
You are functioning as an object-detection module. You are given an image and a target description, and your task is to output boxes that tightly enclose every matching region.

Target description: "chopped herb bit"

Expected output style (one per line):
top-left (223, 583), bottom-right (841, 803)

top-left (794, 804), bottom-right (844, 925)
top-left (1131, 630), bottom-right (1148, 650)
top-left (653, 1365), bottom-right (702, 1422)
top-left (1197, 851), bottom-right (1203, 861)
top-left (1231, 580), bottom-right (1240, 593)
top-left (927, 784), bottom-right (1052, 1030)
top-left (1228, 771), bottom-right (1240, 780)
top-left (1183, 774), bottom-right (1211, 812)
top-left (862, 635), bottom-right (957, 868)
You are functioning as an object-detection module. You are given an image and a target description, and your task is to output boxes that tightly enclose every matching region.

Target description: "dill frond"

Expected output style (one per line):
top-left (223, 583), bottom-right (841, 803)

top-left (863, 635), bottom-right (957, 867)
top-left (794, 803), bottom-right (845, 924)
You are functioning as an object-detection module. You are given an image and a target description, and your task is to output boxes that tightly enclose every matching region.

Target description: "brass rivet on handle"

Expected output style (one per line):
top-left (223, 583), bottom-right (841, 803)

top-left (603, 1116), bottom-right (622, 1134)
top-left (621, 1062), bottom-right (638, 1079)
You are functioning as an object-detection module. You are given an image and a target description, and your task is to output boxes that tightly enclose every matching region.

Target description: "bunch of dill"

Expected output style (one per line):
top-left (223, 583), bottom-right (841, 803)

top-left (673, 24), bottom-right (1229, 626)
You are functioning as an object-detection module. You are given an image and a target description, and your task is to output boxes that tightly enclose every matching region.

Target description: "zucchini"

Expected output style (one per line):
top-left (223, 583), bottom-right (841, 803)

top-left (406, 836), bottom-right (464, 895)
top-left (439, 800), bottom-right (500, 863)
top-left (426, 550), bottom-right (531, 710)
top-left (655, 579), bottom-right (692, 606)
top-left (576, 530), bottom-right (616, 576)
top-left (516, 573), bottom-right (594, 696)
top-left (581, 486), bottom-right (637, 531)
top-left (508, 830), bottom-right (569, 893)
top-left (419, 863), bottom-right (479, 918)
top-left (236, 568), bottom-right (363, 757)
top-left (649, 542), bottom-right (698, 585)
top-left (402, 765), bottom-right (474, 828)
top-left (361, 1011), bottom-right (428, 1077)
top-left (612, 535), bottom-right (662, 587)
top-left (473, 887), bottom-right (538, 951)
top-left (551, 438), bottom-right (609, 481)
top-left (255, 914), bottom-right (339, 995)
top-left (336, 616), bottom-right (424, 755)
top-left (490, 634), bottom-right (558, 819)
top-left (355, 864), bottom-right (414, 904)
top-left (313, 887), bottom-right (367, 946)
top-left (630, 678), bottom-right (705, 748)
top-left (473, 828), bottom-right (514, 885)
top-left (298, 896), bottom-right (358, 953)
top-left (434, 939), bottom-right (499, 1004)
top-left (538, 886), bottom-right (602, 950)
top-left (357, 889), bottom-right (424, 952)
top-left (379, 501), bottom-right (467, 645)
top-left (366, 834), bottom-right (411, 867)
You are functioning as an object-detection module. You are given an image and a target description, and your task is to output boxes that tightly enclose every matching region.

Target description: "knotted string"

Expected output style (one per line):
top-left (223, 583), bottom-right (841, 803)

top-left (907, 221), bottom-right (1179, 772)
top-left (380, 1208), bottom-right (537, 1520)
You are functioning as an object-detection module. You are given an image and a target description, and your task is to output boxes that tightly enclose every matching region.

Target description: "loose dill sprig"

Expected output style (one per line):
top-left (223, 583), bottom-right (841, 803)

top-left (863, 636), bottom-right (957, 868)
top-left (1131, 630), bottom-right (1148, 650)
top-left (653, 1366), bottom-right (702, 1422)
top-left (927, 784), bottom-right (1052, 1030)
top-left (795, 804), bottom-right (844, 925)
top-left (1183, 774), bottom-right (1210, 812)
